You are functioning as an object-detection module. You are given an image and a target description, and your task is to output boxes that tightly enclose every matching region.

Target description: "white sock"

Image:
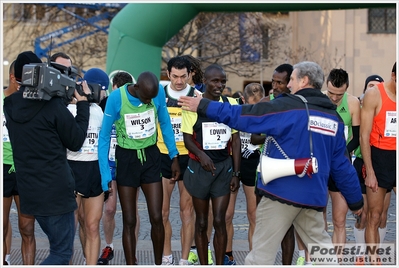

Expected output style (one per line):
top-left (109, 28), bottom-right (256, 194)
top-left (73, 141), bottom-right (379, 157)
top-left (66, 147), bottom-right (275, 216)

top-left (353, 227), bottom-right (366, 253)
top-left (298, 249), bottom-right (305, 258)
top-left (208, 242), bottom-right (211, 250)
top-left (190, 247), bottom-right (198, 254)
top-left (106, 243), bottom-right (114, 250)
top-left (378, 227), bottom-right (387, 246)
top-left (305, 261), bottom-right (313, 265)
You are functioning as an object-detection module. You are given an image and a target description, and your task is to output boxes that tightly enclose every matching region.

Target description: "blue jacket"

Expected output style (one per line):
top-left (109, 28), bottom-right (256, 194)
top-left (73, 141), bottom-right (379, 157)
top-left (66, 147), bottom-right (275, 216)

top-left (197, 88), bottom-right (363, 211)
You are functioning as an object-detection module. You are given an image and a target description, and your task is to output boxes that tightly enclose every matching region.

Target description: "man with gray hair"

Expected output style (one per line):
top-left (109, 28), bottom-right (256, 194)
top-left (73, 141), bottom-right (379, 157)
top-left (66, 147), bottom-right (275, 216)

top-left (178, 61), bottom-right (363, 265)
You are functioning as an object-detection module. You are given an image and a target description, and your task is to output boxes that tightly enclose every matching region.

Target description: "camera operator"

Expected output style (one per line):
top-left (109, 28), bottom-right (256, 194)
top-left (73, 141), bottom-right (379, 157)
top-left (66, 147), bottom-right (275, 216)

top-left (3, 51), bottom-right (92, 265)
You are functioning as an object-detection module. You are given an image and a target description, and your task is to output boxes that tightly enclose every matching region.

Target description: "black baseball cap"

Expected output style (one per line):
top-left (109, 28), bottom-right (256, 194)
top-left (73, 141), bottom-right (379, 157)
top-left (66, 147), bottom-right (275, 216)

top-left (14, 51), bottom-right (42, 82)
top-left (363, 75), bottom-right (384, 93)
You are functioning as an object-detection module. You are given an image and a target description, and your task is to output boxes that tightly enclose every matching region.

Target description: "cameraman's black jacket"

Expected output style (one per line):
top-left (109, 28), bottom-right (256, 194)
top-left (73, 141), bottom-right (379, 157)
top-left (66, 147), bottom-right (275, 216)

top-left (4, 88), bottom-right (90, 216)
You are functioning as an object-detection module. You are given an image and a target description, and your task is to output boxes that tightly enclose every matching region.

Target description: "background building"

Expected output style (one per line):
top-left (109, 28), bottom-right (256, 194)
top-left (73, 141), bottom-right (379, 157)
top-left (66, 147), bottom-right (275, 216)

top-left (2, 3), bottom-right (396, 98)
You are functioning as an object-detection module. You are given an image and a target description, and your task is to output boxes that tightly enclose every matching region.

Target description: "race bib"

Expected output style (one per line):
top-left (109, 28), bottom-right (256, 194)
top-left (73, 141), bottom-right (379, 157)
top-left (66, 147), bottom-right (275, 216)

top-left (108, 137), bottom-right (117, 161)
top-left (124, 109), bottom-right (156, 139)
top-left (2, 114), bottom-right (9, 143)
top-left (385, 111), bottom-right (397, 137)
top-left (79, 125), bottom-right (100, 154)
top-left (202, 122), bottom-right (231, 150)
top-left (108, 124), bottom-right (117, 161)
top-left (240, 131), bottom-right (260, 153)
top-left (171, 116), bottom-right (183, 142)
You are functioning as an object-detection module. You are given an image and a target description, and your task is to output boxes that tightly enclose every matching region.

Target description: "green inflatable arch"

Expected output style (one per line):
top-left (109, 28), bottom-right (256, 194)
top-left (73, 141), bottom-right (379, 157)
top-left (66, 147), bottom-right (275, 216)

top-left (106, 3), bottom-right (394, 81)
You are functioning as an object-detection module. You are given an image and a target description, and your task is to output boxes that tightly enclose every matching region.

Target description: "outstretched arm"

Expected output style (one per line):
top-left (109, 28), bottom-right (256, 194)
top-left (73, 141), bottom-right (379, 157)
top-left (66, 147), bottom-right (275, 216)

top-left (178, 89), bottom-right (202, 111)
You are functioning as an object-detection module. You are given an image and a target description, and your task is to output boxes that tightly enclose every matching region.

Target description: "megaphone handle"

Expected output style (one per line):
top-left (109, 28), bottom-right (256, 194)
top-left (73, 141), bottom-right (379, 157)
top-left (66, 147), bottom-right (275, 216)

top-left (296, 158), bottom-right (311, 178)
top-left (263, 136), bottom-right (290, 159)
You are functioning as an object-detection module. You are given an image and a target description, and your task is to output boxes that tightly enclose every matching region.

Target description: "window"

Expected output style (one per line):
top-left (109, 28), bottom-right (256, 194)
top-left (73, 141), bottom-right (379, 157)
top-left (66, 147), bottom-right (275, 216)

top-left (260, 25), bottom-right (270, 60)
top-left (36, 4), bottom-right (46, 20)
top-left (11, 4), bottom-right (23, 21)
top-left (368, 8), bottom-right (396, 33)
top-left (22, 4), bottom-right (34, 21)
top-left (239, 13), bottom-right (261, 62)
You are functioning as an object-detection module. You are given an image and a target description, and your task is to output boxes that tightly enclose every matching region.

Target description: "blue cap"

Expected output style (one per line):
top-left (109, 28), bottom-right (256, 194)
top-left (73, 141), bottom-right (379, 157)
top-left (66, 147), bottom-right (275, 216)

top-left (84, 68), bottom-right (110, 90)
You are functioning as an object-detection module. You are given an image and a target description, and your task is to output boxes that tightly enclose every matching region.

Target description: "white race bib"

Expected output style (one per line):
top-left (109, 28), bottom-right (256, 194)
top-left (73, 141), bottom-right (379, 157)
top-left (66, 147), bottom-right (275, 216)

top-left (79, 125), bottom-right (100, 154)
top-left (171, 116), bottom-right (183, 142)
top-left (202, 122), bottom-right (231, 150)
top-left (124, 109), bottom-right (156, 139)
top-left (108, 124), bottom-right (117, 161)
top-left (2, 114), bottom-right (9, 143)
top-left (109, 137), bottom-right (117, 161)
top-left (385, 111), bottom-right (397, 137)
top-left (240, 131), bottom-right (260, 153)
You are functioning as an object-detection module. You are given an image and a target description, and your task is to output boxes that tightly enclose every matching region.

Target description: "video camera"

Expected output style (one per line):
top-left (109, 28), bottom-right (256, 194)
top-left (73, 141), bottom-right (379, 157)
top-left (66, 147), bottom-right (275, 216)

top-left (21, 62), bottom-right (101, 103)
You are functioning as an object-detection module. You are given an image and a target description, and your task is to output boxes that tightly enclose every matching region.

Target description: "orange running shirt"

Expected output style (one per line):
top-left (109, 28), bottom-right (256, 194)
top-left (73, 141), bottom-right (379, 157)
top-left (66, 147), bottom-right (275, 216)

top-left (369, 83), bottom-right (396, 150)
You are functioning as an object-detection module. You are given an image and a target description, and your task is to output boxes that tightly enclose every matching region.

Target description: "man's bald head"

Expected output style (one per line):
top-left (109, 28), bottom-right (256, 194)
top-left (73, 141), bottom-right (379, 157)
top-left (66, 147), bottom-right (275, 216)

top-left (132, 71), bottom-right (159, 104)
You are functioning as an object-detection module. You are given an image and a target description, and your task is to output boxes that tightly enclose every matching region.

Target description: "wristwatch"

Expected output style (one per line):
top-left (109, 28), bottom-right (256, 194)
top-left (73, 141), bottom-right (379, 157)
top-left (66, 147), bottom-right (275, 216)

top-left (232, 171), bottom-right (241, 178)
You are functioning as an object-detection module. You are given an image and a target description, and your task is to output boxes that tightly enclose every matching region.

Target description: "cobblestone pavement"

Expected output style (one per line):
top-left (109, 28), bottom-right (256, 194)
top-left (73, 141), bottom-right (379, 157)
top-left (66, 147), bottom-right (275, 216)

top-left (8, 185), bottom-right (397, 265)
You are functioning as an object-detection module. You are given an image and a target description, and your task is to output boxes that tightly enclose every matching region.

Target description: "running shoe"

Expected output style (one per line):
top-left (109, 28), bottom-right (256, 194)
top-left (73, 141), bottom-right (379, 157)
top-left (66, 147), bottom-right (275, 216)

top-left (224, 255), bottom-right (236, 265)
top-left (4, 255), bottom-right (10, 265)
top-left (162, 255), bottom-right (175, 265)
top-left (296, 256), bottom-right (305, 266)
top-left (208, 249), bottom-right (214, 265)
top-left (179, 259), bottom-right (189, 265)
top-left (188, 251), bottom-right (199, 265)
top-left (97, 246), bottom-right (114, 265)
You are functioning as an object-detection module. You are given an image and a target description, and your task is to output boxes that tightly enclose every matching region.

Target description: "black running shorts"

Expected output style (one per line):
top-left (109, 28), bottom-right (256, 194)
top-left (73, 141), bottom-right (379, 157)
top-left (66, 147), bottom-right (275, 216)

top-left (3, 164), bottom-right (18, 197)
top-left (161, 153), bottom-right (189, 181)
top-left (371, 146), bottom-right (396, 191)
top-left (115, 144), bottom-right (162, 188)
top-left (68, 160), bottom-right (103, 198)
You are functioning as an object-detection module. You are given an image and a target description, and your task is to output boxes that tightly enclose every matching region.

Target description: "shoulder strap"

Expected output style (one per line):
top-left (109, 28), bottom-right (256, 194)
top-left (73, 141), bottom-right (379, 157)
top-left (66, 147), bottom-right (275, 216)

top-left (287, 94), bottom-right (314, 158)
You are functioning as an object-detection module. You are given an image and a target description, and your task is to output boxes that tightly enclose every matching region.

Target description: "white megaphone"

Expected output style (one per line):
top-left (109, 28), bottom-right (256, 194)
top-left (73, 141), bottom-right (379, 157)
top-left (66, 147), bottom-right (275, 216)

top-left (260, 155), bottom-right (318, 185)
